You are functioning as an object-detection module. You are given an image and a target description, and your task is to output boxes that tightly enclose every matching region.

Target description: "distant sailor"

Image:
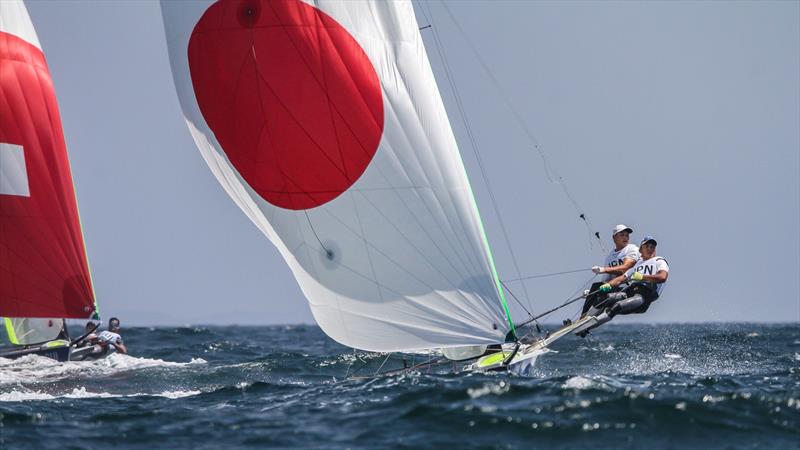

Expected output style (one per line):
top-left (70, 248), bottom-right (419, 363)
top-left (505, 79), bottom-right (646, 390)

top-left (579, 236), bottom-right (669, 335)
top-left (75, 321), bottom-right (99, 347)
top-left (85, 321), bottom-right (98, 338)
top-left (581, 224), bottom-right (641, 315)
top-left (96, 317), bottom-right (127, 355)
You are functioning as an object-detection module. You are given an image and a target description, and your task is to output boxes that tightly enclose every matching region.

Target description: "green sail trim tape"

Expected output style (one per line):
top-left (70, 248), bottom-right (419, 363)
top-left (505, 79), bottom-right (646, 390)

top-left (460, 171), bottom-right (517, 340)
top-left (4, 318), bottom-right (19, 345)
top-left (68, 155), bottom-right (99, 320)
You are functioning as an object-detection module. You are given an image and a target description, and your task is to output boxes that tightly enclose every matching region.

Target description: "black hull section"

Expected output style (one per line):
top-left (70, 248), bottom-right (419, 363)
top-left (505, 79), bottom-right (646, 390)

top-left (0, 345), bottom-right (71, 362)
top-left (69, 345), bottom-right (110, 361)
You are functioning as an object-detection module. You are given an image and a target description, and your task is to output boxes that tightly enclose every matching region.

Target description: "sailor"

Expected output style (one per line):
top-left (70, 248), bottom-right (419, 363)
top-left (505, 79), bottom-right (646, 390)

top-left (579, 236), bottom-right (669, 335)
top-left (581, 224), bottom-right (641, 315)
top-left (95, 317), bottom-right (127, 355)
top-left (75, 322), bottom-right (99, 348)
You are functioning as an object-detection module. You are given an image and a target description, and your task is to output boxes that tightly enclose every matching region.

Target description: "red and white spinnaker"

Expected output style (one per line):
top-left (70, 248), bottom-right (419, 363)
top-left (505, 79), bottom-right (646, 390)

top-left (161, 0), bottom-right (514, 352)
top-left (0, 0), bottom-right (96, 319)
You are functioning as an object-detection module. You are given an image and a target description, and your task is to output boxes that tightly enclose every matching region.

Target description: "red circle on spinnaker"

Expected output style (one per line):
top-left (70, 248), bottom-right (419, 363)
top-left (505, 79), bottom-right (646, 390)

top-left (188, 0), bottom-right (384, 210)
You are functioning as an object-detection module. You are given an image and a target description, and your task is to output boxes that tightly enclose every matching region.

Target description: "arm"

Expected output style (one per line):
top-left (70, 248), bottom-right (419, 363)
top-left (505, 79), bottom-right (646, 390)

top-left (112, 339), bottom-right (127, 354)
top-left (600, 257), bottom-right (637, 276)
top-left (606, 273), bottom-right (629, 288)
top-left (638, 270), bottom-right (668, 284)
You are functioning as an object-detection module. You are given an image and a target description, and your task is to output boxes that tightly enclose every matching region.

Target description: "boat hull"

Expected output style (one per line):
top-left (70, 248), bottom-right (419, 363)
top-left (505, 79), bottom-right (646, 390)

top-left (470, 315), bottom-right (600, 372)
top-left (0, 345), bottom-right (71, 362)
top-left (0, 340), bottom-right (112, 363)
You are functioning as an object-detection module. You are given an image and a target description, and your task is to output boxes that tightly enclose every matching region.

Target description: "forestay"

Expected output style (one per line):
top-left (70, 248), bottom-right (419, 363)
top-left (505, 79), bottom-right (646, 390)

top-left (161, 0), bottom-right (514, 352)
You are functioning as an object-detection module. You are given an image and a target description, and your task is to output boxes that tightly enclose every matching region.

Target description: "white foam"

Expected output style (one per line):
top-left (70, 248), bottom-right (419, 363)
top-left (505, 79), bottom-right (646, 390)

top-left (562, 376), bottom-right (596, 390)
top-left (467, 381), bottom-right (509, 399)
top-left (664, 353), bottom-right (682, 359)
top-left (0, 353), bottom-right (206, 386)
top-left (0, 386), bottom-right (202, 402)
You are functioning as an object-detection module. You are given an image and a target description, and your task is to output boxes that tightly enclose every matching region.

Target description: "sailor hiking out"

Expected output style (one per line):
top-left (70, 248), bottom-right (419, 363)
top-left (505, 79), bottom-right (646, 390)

top-left (72, 318), bottom-right (127, 360)
top-left (578, 236), bottom-right (669, 336)
top-left (581, 224), bottom-right (641, 316)
top-left (95, 317), bottom-right (127, 355)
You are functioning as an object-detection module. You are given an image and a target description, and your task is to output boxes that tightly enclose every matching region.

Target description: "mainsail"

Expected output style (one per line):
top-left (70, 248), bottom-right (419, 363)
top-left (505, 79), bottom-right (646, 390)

top-left (0, 0), bottom-right (96, 319)
top-left (161, 0), bottom-right (515, 352)
top-left (4, 317), bottom-right (64, 346)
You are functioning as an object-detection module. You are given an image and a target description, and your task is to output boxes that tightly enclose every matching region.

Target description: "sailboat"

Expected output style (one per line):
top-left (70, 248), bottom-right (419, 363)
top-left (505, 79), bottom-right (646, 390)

top-left (0, 0), bottom-right (99, 362)
top-left (160, 0), bottom-right (582, 372)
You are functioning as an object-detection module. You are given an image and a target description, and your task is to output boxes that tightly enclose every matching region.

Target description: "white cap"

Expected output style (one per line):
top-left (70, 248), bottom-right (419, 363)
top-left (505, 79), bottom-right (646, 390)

top-left (612, 224), bottom-right (633, 236)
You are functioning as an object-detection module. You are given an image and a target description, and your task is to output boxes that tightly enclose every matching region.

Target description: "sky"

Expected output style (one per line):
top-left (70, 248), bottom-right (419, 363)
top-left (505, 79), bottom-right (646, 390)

top-left (22, 0), bottom-right (799, 325)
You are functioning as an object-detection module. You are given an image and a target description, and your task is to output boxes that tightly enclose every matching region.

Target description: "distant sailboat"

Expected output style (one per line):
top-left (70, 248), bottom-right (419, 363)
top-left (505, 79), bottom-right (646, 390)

top-left (0, 0), bottom-right (98, 362)
top-left (161, 0), bottom-right (570, 370)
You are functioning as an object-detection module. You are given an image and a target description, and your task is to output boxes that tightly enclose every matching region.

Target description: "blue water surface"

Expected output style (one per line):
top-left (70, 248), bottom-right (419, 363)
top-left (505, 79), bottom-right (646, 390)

top-left (1, 323), bottom-right (798, 449)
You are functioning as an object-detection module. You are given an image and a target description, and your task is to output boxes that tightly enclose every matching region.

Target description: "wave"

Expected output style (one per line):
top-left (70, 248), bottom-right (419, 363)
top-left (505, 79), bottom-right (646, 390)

top-left (0, 353), bottom-right (206, 386)
top-left (0, 386), bottom-right (202, 402)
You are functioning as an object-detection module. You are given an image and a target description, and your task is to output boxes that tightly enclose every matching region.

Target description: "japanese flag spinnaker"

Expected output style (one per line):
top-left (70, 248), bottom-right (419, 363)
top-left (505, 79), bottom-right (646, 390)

top-left (161, 0), bottom-right (514, 352)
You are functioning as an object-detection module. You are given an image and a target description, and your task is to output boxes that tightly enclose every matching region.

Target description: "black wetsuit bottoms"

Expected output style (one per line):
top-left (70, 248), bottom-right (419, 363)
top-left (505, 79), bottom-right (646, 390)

top-left (610, 283), bottom-right (660, 315)
top-left (581, 282), bottom-right (617, 315)
top-left (582, 282), bottom-right (659, 316)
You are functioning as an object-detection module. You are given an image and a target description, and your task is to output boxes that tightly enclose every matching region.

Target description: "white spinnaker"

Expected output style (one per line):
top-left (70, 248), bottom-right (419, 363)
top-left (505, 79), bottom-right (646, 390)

top-left (161, 0), bottom-right (512, 352)
top-left (3, 318), bottom-right (63, 346)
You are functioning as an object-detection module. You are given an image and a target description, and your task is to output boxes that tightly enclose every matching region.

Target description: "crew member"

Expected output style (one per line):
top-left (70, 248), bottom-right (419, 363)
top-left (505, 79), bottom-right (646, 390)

top-left (96, 317), bottom-right (127, 355)
top-left (74, 321), bottom-right (99, 348)
top-left (581, 224), bottom-right (641, 315)
top-left (579, 236), bottom-right (669, 335)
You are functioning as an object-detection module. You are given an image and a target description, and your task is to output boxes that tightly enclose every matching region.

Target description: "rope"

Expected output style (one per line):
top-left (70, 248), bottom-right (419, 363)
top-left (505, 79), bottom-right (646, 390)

top-left (499, 280), bottom-right (532, 318)
top-left (503, 268), bottom-right (593, 283)
top-left (419, 0), bottom-right (534, 313)
top-left (515, 275), bottom-right (599, 328)
top-left (304, 211), bottom-right (332, 258)
top-left (374, 353), bottom-right (392, 376)
top-left (437, 3), bottom-right (606, 256)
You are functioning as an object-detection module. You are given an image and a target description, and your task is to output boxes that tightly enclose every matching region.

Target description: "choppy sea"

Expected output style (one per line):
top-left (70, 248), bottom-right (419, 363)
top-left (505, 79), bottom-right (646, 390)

top-left (0, 323), bottom-right (798, 449)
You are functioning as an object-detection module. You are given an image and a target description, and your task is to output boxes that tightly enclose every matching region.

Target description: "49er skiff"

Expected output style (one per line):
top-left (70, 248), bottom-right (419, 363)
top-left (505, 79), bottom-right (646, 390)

top-left (0, 0), bottom-right (100, 362)
top-left (161, 0), bottom-right (603, 373)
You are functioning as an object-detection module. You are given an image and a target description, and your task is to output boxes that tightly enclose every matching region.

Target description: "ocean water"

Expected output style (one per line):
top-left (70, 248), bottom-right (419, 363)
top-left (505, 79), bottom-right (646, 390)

top-left (0, 323), bottom-right (797, 449)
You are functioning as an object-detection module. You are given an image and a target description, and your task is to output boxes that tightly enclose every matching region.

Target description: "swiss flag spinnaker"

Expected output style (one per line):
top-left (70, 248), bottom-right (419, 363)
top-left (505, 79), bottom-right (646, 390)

top-left (0, 0), bottom-right (96, 319)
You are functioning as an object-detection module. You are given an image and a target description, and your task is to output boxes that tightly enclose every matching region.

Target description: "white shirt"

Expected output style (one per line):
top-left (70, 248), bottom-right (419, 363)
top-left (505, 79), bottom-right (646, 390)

top-left (97, 330), bottom-right (123, 353)
top-left (603, 244), bottom-right (640, 280)
top-left (625, 256), bottom-right (670, 296)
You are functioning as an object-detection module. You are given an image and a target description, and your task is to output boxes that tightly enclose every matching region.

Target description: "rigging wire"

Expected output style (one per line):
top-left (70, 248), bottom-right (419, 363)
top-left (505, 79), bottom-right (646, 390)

top-left (437, 2), bottom-right (606, 256)
top-left (499, 280), bottom-right (532, 318)
top-left (503, 268), bottom-right (593, 283)
top-left (514, 273), bottom-right (598, 328)
top-left (417, 1), bottom-right (535, 313)
top-left (374, 353), bottom-right (393, 376)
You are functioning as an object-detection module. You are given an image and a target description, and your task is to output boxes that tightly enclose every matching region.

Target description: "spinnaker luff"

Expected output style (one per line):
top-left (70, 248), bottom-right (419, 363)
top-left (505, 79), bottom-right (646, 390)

top-left (0, 0), bottom-right (96, 320)
top-left (161, 0), bottom-right (515, 352)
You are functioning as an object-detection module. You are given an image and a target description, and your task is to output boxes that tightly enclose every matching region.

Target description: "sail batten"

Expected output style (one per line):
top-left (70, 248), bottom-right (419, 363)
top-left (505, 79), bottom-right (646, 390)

top-left (162, 0), bottom-right (510, 351)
